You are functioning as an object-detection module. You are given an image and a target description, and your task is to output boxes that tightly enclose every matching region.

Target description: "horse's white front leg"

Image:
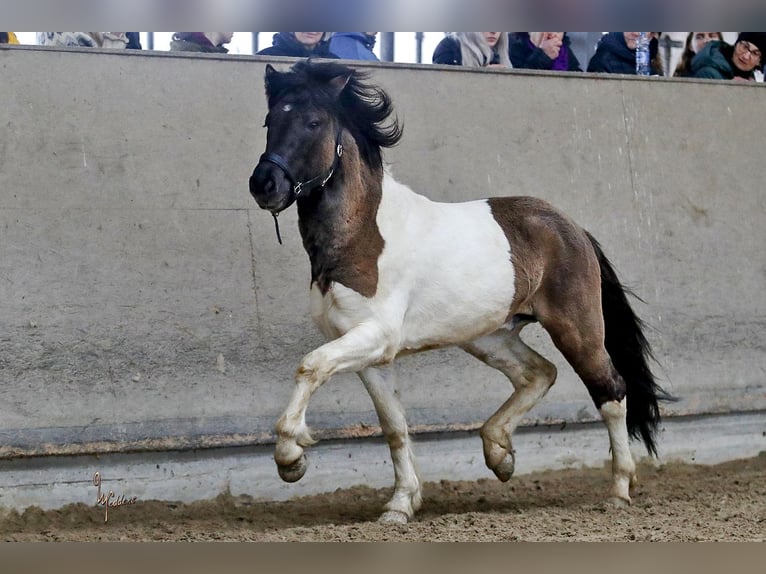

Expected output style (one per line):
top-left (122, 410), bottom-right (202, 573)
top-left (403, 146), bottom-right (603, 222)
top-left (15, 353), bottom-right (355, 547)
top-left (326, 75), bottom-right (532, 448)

top-left (358, 366), bottom-right (421, 524)
top-left (275, 323), bottom-right (393, 482)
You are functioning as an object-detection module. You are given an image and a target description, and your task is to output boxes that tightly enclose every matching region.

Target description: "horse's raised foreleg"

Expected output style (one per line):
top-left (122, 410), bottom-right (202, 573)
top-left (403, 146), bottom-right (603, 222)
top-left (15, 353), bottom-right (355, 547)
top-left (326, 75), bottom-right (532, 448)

top-left (358, 366), bottom-right (421, 523)
top-left (275, 323), bottom-right (393, 483)
top-left (460, 327), bottom-right (557, 482)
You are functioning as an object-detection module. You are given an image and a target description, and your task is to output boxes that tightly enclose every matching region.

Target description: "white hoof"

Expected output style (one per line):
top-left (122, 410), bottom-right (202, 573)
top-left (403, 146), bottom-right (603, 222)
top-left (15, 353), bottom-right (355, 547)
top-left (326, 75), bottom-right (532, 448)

top-left (607, 496), bottom-right (632, 509)
top-left (378, 510), bottom-right (410, 524)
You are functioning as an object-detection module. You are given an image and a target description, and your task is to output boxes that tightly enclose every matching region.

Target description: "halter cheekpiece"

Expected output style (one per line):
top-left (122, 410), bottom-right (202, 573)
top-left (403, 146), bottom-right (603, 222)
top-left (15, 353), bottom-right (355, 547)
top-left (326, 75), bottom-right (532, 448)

top-left (258, 127), bottom-right (344, 244)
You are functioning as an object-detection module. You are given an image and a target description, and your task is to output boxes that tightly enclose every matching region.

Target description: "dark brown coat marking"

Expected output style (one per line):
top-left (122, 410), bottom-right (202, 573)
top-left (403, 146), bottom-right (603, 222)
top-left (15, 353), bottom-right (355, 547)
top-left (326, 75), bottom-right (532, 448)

top-left (487, 196), bottom-right (620, 399)
top-left (297, 135), bottom-right (384, 298)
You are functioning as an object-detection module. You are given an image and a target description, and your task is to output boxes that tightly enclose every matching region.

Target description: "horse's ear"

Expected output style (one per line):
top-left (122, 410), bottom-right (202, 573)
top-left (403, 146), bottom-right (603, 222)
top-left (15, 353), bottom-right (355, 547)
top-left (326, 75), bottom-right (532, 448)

top-left (328, 72), bottom-right (352, 99)
top-left (264, 64), bottom-right (277, 95)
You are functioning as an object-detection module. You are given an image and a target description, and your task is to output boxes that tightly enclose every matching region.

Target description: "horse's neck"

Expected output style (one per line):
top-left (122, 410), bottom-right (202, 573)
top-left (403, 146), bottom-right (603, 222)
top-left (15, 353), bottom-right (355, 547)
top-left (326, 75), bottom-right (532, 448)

top-left (296, 161), bottom-right (385, 297)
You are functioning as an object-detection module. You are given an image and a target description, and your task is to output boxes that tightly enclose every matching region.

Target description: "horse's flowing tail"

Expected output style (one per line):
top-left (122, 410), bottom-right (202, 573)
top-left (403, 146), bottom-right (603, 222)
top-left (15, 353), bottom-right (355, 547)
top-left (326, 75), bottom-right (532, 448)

top-left (586, 232), bottom-right (675, 456)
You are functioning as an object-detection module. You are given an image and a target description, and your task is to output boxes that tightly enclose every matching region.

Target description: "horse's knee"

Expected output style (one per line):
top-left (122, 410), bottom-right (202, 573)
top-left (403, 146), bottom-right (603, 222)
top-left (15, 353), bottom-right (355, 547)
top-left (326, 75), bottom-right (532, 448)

top-left (383, 429), bottom-right (405, 450)
top-left (295, 354), bottom-right (331, 389)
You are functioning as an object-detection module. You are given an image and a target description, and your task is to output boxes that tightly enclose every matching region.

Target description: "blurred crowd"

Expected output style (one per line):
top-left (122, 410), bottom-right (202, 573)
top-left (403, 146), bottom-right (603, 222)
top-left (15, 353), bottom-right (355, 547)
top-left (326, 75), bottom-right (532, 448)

top-left (2, 32), bottom-right (764, 82)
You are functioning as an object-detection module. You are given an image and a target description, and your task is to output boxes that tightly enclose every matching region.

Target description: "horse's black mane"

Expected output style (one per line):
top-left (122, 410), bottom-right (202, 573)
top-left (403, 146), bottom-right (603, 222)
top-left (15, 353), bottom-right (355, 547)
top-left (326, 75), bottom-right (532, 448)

top-left (265, 60), bottom-right (403, 170)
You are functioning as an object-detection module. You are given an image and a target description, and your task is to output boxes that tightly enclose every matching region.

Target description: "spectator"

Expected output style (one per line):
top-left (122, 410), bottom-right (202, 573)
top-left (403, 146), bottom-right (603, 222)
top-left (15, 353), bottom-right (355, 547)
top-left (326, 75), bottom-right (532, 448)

top-left (673, 32), bottom-right (723, 77)
top-left (432, 32), bottom-right (512, 68)
top-left (691, 33), bottom-right (765, 81)
top-left (587, 32), bottom-right (662, 75)
top-left (37, 32), bottom-right (129, 49)
top-left (329, 32), bottom-right (378, 61)
top-left (509, 32), bottom-right (582, 71)
top-left (257, 33), bottom-right (338, 58)
top-left (1, 32), bottom-right (19, 44)
top-left (126, 32), bottom-right (142, 50)
top-left (649, 33), bottom-right (666, 76)
top-left (169, 32), bottom-right (233, 53)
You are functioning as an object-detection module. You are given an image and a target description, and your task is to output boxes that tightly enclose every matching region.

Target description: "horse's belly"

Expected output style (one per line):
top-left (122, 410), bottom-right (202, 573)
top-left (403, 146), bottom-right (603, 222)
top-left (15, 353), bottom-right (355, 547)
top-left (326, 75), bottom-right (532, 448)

top-left (398, 280), bottom-right (514, 350)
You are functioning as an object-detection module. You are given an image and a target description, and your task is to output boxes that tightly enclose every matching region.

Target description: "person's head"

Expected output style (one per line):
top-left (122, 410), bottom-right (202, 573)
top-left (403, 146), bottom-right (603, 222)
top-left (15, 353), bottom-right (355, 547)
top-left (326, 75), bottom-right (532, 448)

top-left (623, 32), bottom-right (640, 50)
top-left (206, 32), bottom-right (233, 46)
top-left (482, 32), bottom-right (501, 47)
top-left (688, 32), bottom-right (723, 54)
top-left (732, 32), bottom-right (765, 73)
top-left (294, 32), bottom-right (325, 50)
top-left (453, 32), bottom-right (511, 68)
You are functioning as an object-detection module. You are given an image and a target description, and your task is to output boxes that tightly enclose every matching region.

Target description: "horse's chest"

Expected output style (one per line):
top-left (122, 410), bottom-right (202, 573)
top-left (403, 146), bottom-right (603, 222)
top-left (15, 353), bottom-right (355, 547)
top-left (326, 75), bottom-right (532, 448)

top-left (309, 281), bottom-right (374, 339)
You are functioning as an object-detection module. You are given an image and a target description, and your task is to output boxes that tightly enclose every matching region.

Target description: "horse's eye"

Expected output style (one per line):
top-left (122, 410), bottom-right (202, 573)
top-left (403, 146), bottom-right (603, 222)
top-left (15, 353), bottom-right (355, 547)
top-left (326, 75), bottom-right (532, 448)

top-left (308, 120), bottom-right (321, 130)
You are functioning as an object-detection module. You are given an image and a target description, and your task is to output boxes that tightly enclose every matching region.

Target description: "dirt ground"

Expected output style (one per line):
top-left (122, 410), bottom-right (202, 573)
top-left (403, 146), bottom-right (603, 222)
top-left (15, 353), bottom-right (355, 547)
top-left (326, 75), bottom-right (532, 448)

top-left (1, 454), bottom-right (764, 541)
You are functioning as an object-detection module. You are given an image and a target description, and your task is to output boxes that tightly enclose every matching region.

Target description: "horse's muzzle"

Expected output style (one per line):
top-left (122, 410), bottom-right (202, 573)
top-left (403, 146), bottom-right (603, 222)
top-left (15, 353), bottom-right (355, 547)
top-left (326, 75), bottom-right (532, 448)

top-left (249, 161), bottom-right (295, 214)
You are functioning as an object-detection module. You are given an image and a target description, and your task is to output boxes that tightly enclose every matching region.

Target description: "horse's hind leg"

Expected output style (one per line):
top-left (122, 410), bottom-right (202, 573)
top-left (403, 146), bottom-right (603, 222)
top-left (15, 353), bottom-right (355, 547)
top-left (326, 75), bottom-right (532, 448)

top-left (358, 366), bottom-right (422, 523)
top-left (540, 313), bottom-right (636, 505)
top-left (460, 326), bottom-right (557, 482)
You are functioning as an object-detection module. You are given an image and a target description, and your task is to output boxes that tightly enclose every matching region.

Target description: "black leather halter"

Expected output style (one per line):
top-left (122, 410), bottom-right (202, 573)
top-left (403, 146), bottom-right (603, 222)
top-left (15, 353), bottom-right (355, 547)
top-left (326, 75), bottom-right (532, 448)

top-left (258, 127), bottom-right (344, 244)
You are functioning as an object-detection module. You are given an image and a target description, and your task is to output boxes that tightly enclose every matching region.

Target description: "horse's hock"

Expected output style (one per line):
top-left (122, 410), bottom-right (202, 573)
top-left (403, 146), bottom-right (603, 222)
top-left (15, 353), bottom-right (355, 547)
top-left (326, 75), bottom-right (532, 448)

top-left (0, 46), bottom-right (764, 511)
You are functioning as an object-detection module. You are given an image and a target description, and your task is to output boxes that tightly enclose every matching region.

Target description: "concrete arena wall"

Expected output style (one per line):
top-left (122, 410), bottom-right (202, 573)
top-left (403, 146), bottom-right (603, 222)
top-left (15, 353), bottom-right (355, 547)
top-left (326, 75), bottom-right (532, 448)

top-left (0, 46), bottom-right (764, 463)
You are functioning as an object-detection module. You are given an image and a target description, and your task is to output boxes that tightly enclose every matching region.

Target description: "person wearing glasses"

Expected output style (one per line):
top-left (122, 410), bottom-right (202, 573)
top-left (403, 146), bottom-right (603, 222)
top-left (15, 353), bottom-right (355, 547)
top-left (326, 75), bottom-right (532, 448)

top-left (691, 32), bottom-right (765, 81)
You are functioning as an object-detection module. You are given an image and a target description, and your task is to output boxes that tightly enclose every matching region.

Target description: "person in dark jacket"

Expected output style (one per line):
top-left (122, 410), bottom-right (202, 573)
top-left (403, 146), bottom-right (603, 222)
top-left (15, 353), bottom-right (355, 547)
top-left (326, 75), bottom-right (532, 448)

top-left (691, 33), bottom-right (765, 81)
top-left (257, 32), bottom-right (338, 58)
top-left (673, 32), bottom-right (723, 77)
top-left (126, 32), bottom-right (141, 50)
top-left (170, 32), bottom-right (232, 53)
top-left (509, 32), bottom-right (582, 71)
top-left (587, 32), bottom-right (661, 75)
top-left (329, 32), bottom-right (378, 61)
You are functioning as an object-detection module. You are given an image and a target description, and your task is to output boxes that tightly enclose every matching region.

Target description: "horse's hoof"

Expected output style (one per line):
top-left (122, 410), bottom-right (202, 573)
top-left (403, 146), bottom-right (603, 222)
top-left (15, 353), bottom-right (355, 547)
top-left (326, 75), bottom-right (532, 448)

top-left (607, 496), bottom-right (631, 509)
top-left (492, 453), bottom-right (515, 482)
top-left (277, 455), bottom-right (307, 483)
top-left (379, 510), bottom-right (410, 524)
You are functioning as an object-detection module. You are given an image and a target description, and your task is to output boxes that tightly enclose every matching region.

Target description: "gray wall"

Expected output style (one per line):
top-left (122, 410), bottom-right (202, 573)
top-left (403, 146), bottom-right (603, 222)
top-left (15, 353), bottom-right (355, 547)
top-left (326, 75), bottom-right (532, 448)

top-left (1, 46), bottom-right (764, 459)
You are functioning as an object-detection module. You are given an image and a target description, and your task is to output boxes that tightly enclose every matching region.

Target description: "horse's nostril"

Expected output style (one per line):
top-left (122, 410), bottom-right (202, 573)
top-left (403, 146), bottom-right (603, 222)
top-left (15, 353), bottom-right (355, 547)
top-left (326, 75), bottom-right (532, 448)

top-left (250, 167), bottom-right (271, 196)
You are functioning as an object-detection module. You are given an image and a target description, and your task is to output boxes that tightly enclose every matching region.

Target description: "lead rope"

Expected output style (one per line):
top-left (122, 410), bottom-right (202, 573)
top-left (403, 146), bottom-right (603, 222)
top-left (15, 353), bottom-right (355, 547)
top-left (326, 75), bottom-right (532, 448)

top-left (272, 212), bottom-right (283, 245)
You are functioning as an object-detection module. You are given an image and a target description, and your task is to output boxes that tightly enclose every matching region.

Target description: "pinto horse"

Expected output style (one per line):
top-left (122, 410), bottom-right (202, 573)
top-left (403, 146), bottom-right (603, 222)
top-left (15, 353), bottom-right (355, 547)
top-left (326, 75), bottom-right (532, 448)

top-left (248, 60), bottom-right (673, 523)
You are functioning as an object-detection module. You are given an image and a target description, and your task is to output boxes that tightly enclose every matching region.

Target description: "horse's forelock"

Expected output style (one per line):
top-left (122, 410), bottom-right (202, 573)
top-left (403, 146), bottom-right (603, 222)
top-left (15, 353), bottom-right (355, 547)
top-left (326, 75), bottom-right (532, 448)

top-left (265, 61), bottom-right (403, 168)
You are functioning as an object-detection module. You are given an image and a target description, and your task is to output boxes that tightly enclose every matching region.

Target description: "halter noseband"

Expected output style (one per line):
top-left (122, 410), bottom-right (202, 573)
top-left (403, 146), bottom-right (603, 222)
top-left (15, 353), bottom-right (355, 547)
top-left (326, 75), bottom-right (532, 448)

top-left (258, 127), bottom-right (344, 244)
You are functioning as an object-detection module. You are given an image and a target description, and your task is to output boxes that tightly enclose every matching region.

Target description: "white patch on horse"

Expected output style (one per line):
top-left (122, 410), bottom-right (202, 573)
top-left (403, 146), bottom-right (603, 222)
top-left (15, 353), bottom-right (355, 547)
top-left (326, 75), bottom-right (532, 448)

top-left (599, 398), bottom-right (637, 504)
top-left (311, 171), bottom-right (516, 357)
top-left (282, 104), bottom-right (293, 112)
